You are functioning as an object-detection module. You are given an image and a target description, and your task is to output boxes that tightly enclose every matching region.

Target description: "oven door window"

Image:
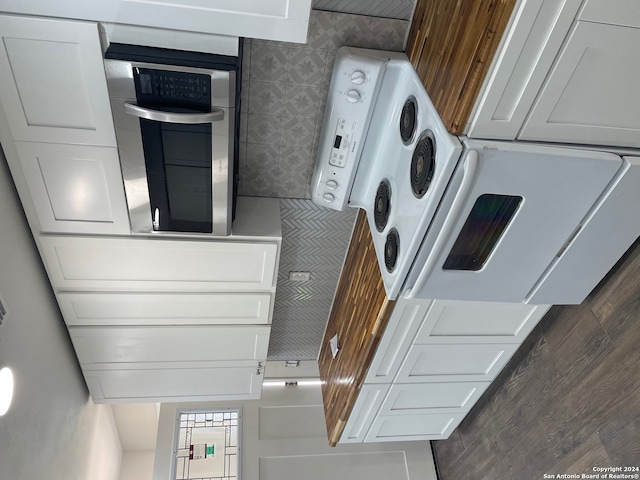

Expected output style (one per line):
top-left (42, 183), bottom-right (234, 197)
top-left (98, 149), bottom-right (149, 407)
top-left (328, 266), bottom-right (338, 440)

top-left (443, 194), bottom-right (522, 271)
top-left (135, 68), bottom-right (214, 233)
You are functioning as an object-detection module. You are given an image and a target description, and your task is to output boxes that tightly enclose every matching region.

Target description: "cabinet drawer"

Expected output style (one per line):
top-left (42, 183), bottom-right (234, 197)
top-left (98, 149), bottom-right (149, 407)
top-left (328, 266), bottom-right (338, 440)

top-left (84, 365), bottom-right (263, 403)
top-left (365, 412), bottom-right (465, 442)
top-left (414, 300), bottom-right (549, 344)
top-left (58, 292), bottom-right (272, 326)
top-left (396, 343), bottom-right (520, 383)
top-left (69, 325), bottom-right (270, 366)
top-left (339, 384), bottom-right (390, 444)
top-left (380, 382), bottom-right (489, 415)
top-left (39, 235), bottom-right (278, 292)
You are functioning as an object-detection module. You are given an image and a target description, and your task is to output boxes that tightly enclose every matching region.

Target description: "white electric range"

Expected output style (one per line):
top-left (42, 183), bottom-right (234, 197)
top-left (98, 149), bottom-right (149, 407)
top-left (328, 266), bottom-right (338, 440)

top-left (312, 47), bottom-right (640, 305)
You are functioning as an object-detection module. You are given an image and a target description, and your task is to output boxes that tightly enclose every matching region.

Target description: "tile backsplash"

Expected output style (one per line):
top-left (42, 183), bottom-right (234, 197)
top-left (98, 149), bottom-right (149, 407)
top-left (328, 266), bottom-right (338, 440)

top-left (238, 10), bottom-right (409, 199)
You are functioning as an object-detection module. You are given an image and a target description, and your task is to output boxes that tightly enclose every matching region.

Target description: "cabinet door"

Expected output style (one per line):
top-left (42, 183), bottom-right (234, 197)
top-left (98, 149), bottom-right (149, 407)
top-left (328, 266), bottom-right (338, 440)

top-left (84, 365), bottom-right (263, 403)
top-left (15, 142), bottom-right (129, 234)
top-left (365, 413), bottom-right (465, 442)
top-left (39, 235), bottom-right (278, 292)
top-left (520, 21), bottom-right (640, 147)
top-left (379, 382), bottom-right (490, 416)
top-left (69, 325), bottom-right (270, 366)
top-left (364, 299), bottom-right (432, 384)
top-left (414, 300), bottom-right (550, 344)
top-left (396, 343), bottom-right (519, 383)
top-left (467, 0), bottom-right (584, 139)
top-left (0, 1), bottom-right (312, 44)
top-left (0, 15), bottom-right (116, 146)
top-left (339, 384), bottom-right (390, 444)
top-left (58, 292), bottom-right (272, 326)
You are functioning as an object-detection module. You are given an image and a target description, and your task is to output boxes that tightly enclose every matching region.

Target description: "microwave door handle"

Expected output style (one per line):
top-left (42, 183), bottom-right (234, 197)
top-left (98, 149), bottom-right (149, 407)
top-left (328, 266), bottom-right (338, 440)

top-left (404, 150), bottom-right (478, 300)
top-left (124, 102), bottom-right (225, 124)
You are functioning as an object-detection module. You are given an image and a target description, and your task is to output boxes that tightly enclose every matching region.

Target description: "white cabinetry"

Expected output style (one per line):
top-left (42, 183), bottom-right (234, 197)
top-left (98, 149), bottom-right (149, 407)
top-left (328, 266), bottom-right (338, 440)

top-left (341, 299), bottom-right (550, 443)
top-left (69, 325), bottom-right (270, 365)
top-left (520, 20), bottom-right (640, 146)
top-left (14, 142), bottom-right (129, 234)
top-left (0, 0), bottom-right (312, 44)
top-left (39, 235), bottom-right (278, 292)
top-left (468, 0), bottom-right (640, 148)
top-left (84, 364), bottom-right (264, 403)
top-left (58, 292), bottom-right (272, 326)
top-left (0, 15), bottom-right (116, 146)
top-left (0, 14), bottom-right (129, 234)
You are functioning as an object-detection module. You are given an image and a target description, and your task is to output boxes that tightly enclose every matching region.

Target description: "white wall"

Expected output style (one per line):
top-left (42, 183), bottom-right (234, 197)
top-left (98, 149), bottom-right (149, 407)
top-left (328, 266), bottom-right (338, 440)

top-left (0, 146), bottom-right (123, 480)
top-left (120, 451), bottom-right (155, 480)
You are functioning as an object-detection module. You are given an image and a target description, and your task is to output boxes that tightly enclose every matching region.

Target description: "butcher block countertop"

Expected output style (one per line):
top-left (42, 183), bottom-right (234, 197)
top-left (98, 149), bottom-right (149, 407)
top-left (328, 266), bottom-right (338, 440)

top-left (318, 0), bottom-right (517, 446)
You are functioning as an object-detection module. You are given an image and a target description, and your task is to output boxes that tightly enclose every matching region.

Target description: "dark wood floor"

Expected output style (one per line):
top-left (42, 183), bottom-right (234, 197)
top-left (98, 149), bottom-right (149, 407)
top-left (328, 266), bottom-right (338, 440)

top-left (433, 237), bottom-right (640, 479)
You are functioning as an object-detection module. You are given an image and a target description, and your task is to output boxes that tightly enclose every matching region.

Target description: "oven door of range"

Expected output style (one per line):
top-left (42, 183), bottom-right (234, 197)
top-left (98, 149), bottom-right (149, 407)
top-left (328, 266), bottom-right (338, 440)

top-left (402, 139), bottom-right (624, 304)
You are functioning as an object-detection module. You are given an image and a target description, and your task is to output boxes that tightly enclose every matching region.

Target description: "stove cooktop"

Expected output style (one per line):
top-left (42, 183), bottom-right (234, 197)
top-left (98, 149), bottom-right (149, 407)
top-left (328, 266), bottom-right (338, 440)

top-left (349, 60), bottom-right (463, 300)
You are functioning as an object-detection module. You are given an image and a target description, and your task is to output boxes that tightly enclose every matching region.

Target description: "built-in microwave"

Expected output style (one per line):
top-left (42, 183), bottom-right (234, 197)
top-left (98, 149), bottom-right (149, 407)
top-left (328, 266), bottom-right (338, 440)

top-left (104, 42), bottom-right (242, 236)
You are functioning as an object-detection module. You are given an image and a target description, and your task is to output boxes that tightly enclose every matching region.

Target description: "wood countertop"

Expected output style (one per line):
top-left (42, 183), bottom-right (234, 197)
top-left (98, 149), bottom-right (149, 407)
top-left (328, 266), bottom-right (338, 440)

top-left (318, 0), bottom-right (517, 446)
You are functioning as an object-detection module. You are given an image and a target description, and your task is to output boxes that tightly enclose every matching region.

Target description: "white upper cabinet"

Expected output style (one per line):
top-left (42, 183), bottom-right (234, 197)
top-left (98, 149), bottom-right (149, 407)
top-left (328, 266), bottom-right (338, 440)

top-left (519, 20), bottom-right (640, 147)
top-left (0, 15), bottom-right (116, 146)
top-left (0, 0), bottom-right (312, 43)
top-left (15, 142), bottom-right (129, 234)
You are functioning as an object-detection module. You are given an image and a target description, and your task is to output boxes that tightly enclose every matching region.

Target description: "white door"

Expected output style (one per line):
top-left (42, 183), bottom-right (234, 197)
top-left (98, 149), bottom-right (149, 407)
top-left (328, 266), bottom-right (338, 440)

top-left (0, 15), bottom-right (116, 146)
top-left (520, 21), bottom-right (640, 147)
top-left (404, 140), bottom-right (623, 303)
top-left (15, 142), bottom-right (129, 234)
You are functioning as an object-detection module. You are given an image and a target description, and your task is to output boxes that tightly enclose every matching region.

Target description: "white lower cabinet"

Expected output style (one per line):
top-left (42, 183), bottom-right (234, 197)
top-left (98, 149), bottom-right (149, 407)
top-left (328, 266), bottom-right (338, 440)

top-left (69, 325), bottom-right (270, 366)
top-left (340, 299), bottom-right (551, 444)
top-left (366, 413), bottom-right (466, 442)
top-left (84, 363), bottom-right (264, 403)
top-left (39, 235), bottom-right (279, 292)
top-left (396, 343), bottom-right (520, 383)
top-left (341, 384), bottom-right (390, 444)
top-left (57, 292), bottom-right (272, 326)
top-left (379, 382), bottom-right (490, 415)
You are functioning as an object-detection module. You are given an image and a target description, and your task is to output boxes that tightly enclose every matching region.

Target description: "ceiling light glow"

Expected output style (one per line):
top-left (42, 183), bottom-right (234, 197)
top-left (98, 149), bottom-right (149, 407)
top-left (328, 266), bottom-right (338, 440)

top-left (0, 367), bottom-right (14, 415)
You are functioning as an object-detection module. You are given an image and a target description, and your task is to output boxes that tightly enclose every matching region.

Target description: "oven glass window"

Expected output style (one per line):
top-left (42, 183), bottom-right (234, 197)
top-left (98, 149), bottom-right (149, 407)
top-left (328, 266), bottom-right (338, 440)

top-left (443, 194), bottom-right (522, 271)
top-left (134, 68), bottom-right (214, 233)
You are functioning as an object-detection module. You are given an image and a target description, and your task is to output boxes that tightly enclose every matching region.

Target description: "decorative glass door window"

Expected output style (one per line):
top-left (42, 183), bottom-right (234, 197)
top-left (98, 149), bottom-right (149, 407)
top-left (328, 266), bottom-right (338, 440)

top-left (174, 408), bottom-right (241, 480)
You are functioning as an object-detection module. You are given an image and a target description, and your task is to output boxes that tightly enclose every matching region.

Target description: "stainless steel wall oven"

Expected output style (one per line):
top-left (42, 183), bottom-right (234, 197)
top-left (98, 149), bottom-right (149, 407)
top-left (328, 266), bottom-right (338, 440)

top-left (104, 42), bottom-right (243, 236)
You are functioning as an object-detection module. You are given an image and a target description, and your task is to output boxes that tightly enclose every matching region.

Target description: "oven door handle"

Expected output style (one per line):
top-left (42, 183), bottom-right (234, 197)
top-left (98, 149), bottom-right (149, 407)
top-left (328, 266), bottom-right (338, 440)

top-left (404, 150), bottom-right (478, 299)
top-left (124, 102), bottom-right (225, 124)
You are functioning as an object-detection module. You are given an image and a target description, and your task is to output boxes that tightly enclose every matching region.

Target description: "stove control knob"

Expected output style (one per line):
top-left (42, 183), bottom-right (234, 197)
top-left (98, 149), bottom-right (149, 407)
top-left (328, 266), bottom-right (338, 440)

top-left (346, 89), bottom-right (361, 103)
top-left (350, 70), bottom-right (366, 85)
top-left (326, 180), bottom-right (338, 190)
top-left (323, 192), bottom-right (336, 203)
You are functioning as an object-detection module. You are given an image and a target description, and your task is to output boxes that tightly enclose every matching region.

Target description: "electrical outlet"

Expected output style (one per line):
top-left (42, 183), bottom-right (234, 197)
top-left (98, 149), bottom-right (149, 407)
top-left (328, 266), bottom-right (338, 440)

top-left (289, 271), bottom-right (310, 282)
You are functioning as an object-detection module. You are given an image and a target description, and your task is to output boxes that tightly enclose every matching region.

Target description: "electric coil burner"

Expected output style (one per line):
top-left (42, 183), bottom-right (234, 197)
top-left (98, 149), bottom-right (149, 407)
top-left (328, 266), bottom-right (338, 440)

top-left (400, 97), bottom-right (417, 144)
top-left (384, 228), bottom-right (400, 272)
top-left (374, 180), bottom-right (391, 232)
top-left (410, 131), bottom-right (436, 198)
